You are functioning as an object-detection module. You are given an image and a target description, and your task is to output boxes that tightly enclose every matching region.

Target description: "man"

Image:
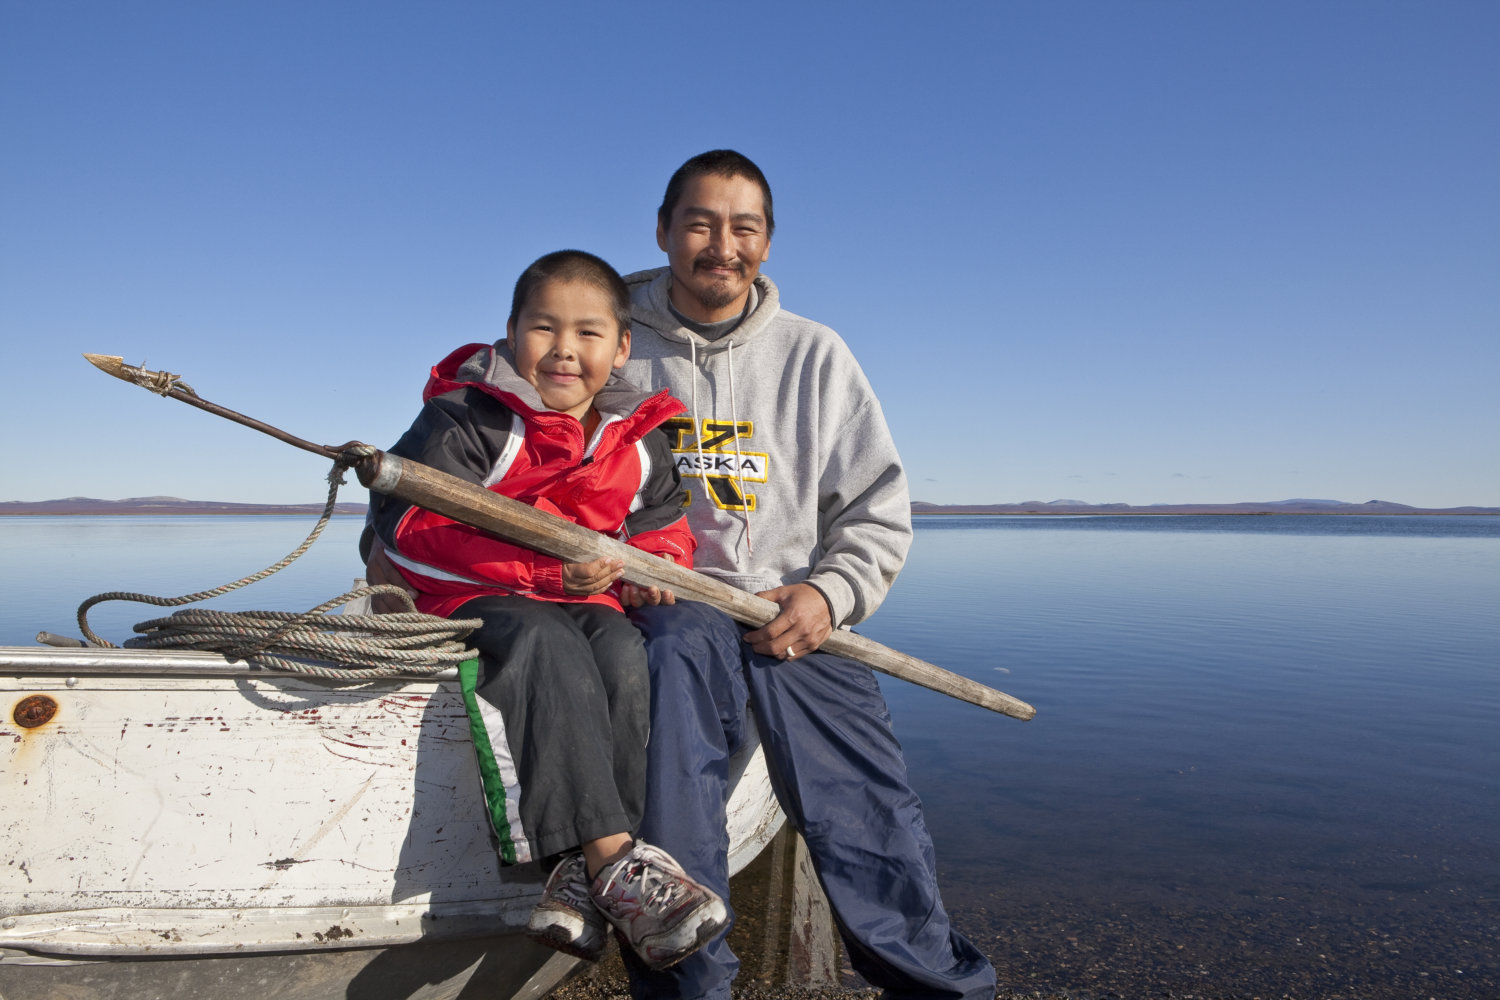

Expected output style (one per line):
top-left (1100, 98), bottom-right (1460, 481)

top-left (618, 150), bottom-right (995, 1000)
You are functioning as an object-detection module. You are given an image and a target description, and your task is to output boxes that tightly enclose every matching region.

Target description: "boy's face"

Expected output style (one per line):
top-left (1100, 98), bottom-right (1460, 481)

top-left (656, 172), bottom-right (771, 324)
top-left (506, 279), bottom-right (630, 421)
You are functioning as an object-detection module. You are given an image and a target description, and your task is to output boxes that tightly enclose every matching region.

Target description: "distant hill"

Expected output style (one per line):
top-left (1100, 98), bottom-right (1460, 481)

top-left (911, 499), bottom-right (1498, 516)
top-left (3, 496), bottom-right (1495, 517)
top-left (0, 496), bottom-right (369, 516)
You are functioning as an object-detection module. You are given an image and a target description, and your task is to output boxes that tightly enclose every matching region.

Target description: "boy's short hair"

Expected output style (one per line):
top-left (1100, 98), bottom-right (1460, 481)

top-left (658, 150), bottom-right (775, 237)
top-left (508, 250), bottom-right (631, 338)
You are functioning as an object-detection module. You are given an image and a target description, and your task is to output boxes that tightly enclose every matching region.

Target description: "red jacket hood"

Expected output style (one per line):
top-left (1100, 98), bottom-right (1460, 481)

top-left (424, 342), bottom-right (685, 448)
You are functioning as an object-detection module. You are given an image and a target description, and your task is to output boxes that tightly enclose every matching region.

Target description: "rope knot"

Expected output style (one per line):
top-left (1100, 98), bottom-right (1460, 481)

top-left (128, 363), bottom-right (196, 398)
top-left (329, 443), bottom-right (377, 486)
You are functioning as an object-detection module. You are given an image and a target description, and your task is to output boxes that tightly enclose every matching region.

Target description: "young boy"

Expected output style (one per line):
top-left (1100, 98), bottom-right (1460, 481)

top-left (361, 250), bottom-right (727, 970)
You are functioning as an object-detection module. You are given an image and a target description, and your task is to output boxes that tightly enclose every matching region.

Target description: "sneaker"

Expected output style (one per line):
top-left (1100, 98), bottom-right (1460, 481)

top-left (527, 853), bottom-right (607, 961)
top-left (590, 841), bottom-right (729, 970)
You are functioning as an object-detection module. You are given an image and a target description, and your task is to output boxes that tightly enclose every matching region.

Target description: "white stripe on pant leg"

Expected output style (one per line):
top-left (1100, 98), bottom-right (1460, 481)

top-left (464, 676), bottom-right (533, 866)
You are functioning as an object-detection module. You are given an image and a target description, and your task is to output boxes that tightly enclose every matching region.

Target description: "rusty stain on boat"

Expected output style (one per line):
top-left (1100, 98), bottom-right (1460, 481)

top-left (13, 694), bottom-right (58, 729)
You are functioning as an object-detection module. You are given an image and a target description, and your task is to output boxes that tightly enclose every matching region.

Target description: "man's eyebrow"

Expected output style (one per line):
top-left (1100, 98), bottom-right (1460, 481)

top-left (680, 206), bottom-right (766, 225)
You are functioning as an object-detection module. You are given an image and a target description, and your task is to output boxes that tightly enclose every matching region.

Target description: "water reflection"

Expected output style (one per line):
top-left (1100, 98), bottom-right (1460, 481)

top-left (864, 515), bottom-right (1500, 997)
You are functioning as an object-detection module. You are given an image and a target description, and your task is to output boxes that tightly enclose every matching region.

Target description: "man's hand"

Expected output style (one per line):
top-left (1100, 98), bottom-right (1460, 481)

top-left (365, 538), bottom-right (418, 614)
top-left (563, 557), bottom-right (626, 596)
top-left (620, 554), bottom-right (678, 607)
top-left (744, 583), bottom-right (833, 661)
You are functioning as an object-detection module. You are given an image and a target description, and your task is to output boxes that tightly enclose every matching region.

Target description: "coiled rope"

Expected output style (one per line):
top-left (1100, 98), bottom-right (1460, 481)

top-left (76, 450), bottom-right (481, 679)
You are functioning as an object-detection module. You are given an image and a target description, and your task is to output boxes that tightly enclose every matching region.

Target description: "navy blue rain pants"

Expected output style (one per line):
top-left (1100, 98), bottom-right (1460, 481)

top-left (623, 601), bottom-right (996, 1000)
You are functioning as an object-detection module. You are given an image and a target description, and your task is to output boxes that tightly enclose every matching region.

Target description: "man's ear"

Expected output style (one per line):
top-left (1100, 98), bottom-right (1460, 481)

top-left (761, 239), bottom-right (771, 263)
top-left (613, 329), bottom-right (632, 369)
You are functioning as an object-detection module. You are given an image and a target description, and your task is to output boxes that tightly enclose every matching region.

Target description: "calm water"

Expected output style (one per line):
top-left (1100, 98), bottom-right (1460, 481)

top-left (3, 514), bottom-right (1498, 998)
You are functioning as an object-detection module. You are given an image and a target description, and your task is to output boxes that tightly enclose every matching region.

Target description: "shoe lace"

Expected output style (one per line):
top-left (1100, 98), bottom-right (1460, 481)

top-left (554, 857), bottom-right (596, 909)
top-left (645, 863), bottom-right (696, 911)
top-left (624, 857), bottom-right (691, 912)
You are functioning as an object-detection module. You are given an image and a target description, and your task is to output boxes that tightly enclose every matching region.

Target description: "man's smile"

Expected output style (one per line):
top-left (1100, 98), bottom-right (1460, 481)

top-left (695, 258), bottom-right (744, 277)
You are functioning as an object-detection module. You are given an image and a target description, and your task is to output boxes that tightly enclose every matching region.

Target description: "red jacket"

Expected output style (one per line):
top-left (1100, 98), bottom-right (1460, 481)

top-left (372, 343), bottom-right (695, 618)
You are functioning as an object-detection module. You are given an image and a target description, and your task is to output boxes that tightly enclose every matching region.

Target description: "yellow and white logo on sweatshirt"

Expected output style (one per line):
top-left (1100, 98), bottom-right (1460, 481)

top-left (663, 417), bottom-right (767, 511)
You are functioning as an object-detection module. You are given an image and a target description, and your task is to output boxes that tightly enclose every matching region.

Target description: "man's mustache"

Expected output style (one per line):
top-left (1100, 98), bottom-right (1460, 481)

top-left (693, 256), bottom-right (745, 276)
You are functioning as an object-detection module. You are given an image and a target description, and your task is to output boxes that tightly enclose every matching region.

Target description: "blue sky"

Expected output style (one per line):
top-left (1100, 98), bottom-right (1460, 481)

top-left (3, 1), bottom-right (1496, 508)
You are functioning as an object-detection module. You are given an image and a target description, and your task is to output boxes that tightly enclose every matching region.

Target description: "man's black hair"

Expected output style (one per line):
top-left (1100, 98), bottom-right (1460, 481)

top-left (658, 150), bottom-right (775, 237)
top-left (508, 249), bottom-right (631, 338)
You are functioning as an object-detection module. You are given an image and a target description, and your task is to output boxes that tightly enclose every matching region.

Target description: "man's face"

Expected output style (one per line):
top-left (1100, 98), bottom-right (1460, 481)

top-left (656, 173), bottom-right (772, 324)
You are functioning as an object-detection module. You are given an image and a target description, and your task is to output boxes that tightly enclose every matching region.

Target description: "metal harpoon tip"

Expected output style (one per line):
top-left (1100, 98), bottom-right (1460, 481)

top-left (82, 353), bottom-right (129, 379)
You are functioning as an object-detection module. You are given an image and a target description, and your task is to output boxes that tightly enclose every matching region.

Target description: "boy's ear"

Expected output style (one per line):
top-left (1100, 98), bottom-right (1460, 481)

top-left (505, 318), bottom-right (516, 346)
top-left (613, 328), bottom-right (631, 369)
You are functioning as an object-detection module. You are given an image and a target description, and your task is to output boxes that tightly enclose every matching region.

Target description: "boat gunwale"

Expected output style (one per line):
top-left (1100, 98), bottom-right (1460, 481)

top-left (3, 645), bottom-right (458, 681)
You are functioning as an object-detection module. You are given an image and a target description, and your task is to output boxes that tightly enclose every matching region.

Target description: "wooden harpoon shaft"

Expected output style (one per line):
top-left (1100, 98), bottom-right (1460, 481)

top-left (357, 450), bottom-right (1036, 721)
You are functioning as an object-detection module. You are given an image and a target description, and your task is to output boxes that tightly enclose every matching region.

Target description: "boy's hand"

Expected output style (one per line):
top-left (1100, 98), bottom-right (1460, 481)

top-left (745, 583), bottom-right (832, 661)
top-left (620, 554), bottom-right (678, 608)
top-left (563, 556), bottom-right (626, 596)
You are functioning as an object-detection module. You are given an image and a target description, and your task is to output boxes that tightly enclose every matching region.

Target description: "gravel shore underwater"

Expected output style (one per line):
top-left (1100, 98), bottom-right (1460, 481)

top-left (544, 829), bottom-right (1498, 1000)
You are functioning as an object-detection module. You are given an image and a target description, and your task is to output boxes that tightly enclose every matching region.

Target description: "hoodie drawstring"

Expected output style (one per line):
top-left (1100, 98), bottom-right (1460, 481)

top-left (725, 340), bottom-right (753, 556)
top-left (689, 338), bottom-right (710, 521)
top-left (688, 339), bottom-right (754, 559)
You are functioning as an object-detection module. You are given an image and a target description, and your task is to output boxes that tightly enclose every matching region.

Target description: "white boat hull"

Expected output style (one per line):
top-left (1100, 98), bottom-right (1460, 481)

top-left (1, 646), bottom-right (784, 999)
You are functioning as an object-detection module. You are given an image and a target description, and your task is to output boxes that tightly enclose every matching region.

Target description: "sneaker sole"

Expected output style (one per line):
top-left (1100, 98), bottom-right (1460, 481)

top-left (526, 923), bottom-right (605, 963)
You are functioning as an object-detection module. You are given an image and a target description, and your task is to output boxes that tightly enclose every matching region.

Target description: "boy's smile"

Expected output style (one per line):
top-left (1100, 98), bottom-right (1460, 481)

top-left (507, 279), bottom-right (631, 422)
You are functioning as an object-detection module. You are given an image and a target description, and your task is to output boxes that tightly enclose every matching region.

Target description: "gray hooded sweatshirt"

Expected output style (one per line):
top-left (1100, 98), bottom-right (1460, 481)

top-left (621, 267), bottom-right (912, 627)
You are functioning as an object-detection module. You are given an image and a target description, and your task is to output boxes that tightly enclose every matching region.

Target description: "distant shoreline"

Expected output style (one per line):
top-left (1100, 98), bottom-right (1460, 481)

top-left (913, 500), bottom-right (1498, 516)
top-left (0, 501), bottom-right (369, 517)
top-left (2, 499), bottom-right (1495, 517)
top-left (0, 511), bottom-right (371, 517)
top-left (909, 507), bottom-right (1498, 516)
